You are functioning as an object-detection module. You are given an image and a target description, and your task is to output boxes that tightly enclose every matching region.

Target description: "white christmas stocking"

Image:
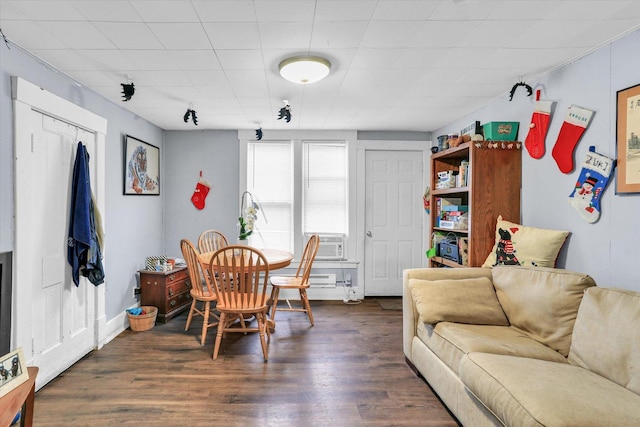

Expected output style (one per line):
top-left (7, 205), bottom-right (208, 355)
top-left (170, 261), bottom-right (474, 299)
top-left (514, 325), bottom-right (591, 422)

top-left (567, 146), bottom-right (615, 223)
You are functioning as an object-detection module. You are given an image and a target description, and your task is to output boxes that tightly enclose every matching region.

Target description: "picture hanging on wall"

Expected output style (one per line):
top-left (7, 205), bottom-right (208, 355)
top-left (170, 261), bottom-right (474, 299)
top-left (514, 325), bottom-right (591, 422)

top-left (616, 83), bottom-right (640, 193)
top-left (123, 135), bottom-right (160, 195)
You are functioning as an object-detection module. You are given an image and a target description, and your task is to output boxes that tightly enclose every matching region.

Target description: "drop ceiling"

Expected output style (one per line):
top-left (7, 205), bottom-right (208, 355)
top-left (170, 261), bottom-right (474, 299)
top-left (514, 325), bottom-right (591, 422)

top-left (1, 0), bottom-right (639, 132)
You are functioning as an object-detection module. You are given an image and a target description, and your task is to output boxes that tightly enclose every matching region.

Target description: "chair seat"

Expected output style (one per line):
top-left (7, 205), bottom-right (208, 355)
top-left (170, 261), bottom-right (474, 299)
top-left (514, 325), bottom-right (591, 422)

top-left (270, 276), bottom-right (307, 288)
top-left (216, 293), bottom-right (269, 313)
top-left (190, 288), bottom-right (217, 301)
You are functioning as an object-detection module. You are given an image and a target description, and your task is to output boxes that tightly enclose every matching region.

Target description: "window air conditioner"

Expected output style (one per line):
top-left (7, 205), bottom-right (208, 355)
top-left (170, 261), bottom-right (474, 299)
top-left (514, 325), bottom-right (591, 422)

top-left (308, 234), bottom-right (346, 260)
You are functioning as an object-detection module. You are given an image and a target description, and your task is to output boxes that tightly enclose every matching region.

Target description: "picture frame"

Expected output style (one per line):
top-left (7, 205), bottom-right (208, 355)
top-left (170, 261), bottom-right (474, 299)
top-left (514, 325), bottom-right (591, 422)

top-left (0, 347), bottom-right (29, 398)
top-left (123, 135), bottom-right (160, 195)
top-left (616, 83), bottom-right (640, 193)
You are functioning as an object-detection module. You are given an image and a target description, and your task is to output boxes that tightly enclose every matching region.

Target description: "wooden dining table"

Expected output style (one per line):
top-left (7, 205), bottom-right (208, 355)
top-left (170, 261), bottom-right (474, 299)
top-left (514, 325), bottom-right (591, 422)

top-left (199, 248), bottom-right (294, 272)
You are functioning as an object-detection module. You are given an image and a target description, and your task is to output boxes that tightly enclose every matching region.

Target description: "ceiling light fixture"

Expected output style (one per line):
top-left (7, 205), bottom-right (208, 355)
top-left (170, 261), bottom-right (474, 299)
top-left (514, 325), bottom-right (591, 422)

top-left (278, 56), bottom-right (331, 84)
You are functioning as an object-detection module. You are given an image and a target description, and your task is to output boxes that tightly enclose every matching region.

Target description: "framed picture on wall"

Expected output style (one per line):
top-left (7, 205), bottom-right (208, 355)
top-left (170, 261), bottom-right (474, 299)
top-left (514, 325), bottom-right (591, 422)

top-left (0, 347), bottom-right (29, 398)
top-left (616, 83), bottom-right (640, 194)
top-left (123, 135), bottom-right (160, 195)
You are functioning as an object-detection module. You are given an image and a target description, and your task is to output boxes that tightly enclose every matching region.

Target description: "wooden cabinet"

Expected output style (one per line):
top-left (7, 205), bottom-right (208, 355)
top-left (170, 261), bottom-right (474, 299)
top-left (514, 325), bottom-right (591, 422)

top-left (139, 267), bottom-right (192, 323)
top-left (429, 141), bottom-right (522, 268)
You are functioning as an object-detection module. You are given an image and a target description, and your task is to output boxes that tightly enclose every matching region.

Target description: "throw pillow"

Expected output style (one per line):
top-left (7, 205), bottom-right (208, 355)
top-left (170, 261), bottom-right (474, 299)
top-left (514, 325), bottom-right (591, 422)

top-left (410, 277), bottom-right (509, 326)
top-left (482, 215), bottom-right (569, 268)
top-left (492, 265), bottom-right (596, 357)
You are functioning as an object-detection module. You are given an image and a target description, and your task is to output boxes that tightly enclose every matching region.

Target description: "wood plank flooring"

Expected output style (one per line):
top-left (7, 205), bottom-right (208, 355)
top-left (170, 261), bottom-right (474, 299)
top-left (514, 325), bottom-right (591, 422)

top-left (32, 299), bottom-right (459, 426)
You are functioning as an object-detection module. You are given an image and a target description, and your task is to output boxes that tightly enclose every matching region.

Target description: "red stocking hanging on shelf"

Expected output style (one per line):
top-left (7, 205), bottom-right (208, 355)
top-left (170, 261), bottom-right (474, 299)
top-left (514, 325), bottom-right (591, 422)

top-left (524, 89), bottom-right (554, 159)
top-left (191, 171), bottom-right (211, 210)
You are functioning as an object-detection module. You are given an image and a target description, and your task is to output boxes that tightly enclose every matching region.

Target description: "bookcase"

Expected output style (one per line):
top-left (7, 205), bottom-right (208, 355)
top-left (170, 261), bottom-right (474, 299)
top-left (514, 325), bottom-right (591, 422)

top-left (429, 141), bottom-right (522, 268)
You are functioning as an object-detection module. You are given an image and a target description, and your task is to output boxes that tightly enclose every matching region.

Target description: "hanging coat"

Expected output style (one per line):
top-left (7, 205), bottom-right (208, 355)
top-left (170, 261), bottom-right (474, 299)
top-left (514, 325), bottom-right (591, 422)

top-left (67, 141), bottom-right (104, 286)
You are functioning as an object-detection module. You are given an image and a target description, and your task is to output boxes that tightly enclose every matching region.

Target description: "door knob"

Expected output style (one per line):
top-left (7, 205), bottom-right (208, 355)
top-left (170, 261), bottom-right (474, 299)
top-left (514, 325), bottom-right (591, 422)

top-left (366, 231), bottom-right (372, 237)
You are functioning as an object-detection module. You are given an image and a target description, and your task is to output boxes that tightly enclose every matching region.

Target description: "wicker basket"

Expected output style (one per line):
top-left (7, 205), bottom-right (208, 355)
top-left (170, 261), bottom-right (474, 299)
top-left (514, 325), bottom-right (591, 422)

top-left (127, 306), bottom-right (158, 331)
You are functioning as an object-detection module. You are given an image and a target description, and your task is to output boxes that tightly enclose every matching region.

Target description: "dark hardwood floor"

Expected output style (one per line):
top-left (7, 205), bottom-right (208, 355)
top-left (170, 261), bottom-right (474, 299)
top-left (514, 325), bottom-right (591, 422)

top-left (32, 298), bottom-right (459, 426)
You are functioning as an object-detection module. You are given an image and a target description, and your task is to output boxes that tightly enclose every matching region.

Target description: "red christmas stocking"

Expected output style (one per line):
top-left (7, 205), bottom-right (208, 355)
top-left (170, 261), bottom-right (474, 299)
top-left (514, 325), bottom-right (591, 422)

top-left (524, 90), bottom-right (554, 159)
top-left (551, 105), bottom-right (594, 174)
top-left (191, 172), bottom-right (211, 210)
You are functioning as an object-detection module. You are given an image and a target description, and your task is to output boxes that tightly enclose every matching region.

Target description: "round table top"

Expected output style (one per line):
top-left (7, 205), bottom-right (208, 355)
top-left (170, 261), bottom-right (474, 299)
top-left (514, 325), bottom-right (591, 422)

top-left (200, 248), bottom-right (293, 271)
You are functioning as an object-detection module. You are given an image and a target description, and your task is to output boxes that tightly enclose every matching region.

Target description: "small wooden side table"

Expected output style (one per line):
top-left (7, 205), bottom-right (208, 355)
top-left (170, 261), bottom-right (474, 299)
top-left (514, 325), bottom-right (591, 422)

top-left (0, 366), bottom-right (38, 427)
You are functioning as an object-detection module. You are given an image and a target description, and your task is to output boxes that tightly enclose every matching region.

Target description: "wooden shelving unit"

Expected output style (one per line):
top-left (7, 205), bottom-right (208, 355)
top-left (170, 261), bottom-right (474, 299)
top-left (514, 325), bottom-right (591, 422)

top-left (429, 141), bottom-right (522, 268)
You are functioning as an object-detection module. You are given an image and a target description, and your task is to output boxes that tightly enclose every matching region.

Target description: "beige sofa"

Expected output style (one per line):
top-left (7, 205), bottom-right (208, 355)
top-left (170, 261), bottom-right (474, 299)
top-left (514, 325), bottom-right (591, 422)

top-left (403, 265), bottom-right (640, 427)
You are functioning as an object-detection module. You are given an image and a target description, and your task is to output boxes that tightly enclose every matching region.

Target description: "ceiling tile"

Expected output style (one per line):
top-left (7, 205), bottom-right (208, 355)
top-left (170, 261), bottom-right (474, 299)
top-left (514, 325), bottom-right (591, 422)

top-left (169, 50), bottom-right (222, 70)
top-left (38, 21), bottom-right (115, 49)
top-left (258, 22), bottom-right (312, 49)
top-left (372, 0), bottom-right (439, 21)
top-left (147, 23), bottom-right (211, 50)
top-left (202, 22), bottom-right (261, 49)
top-left (311, 21), bottom-right (368, 49)
top-left (130, 0), bottom-right (199, 22)
top-left (254, 1), bottom-right (316, 22)
top-left (191, 0), bottom-right (256, 22)
top-left (9, 0), bottom-right (85, 21)
top-left (0, 21), bottom-right (66, 49)
top-left (93, 22), bottom-right (164, 50)
top-left (217, 50), bottom-right (265, 70)
top-left (315, 1), bottom-right (377, 21)
top-left (71, 1), bottom-right (142, 22)
top-left (359, 21), bottom-right (424, 48)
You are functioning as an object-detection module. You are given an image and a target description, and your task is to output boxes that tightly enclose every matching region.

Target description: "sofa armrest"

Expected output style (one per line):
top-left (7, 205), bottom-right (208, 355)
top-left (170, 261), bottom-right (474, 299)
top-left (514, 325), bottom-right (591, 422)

top-left (403, 267), bottom-right (493, 360)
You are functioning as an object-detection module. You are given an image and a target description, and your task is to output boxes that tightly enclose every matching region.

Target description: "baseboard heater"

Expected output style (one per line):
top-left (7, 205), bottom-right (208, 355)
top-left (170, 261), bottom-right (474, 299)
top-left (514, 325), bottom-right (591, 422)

top-left (275, 274), bottom-right (337, 288)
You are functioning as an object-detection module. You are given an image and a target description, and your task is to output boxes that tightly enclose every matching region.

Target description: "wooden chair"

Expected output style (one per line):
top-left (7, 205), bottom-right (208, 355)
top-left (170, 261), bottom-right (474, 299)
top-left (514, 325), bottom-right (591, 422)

top-left (269, 234), bottom-right (320, 328)
top-left (197, 229), bottom-right (229, 254)
top-left (209, 245), bottom-right (271, 361)
top-left (180, 239), bottom-right (219, 346)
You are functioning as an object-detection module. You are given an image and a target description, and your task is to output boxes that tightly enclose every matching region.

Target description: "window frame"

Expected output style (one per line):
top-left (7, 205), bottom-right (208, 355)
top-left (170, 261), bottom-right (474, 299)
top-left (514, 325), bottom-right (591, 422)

top-left (239, 130), bottom-right (357, 260)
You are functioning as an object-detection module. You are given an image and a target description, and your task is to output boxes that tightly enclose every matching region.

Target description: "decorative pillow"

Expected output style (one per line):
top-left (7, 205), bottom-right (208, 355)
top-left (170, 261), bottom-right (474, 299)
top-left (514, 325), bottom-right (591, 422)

top-left (409, 277), bottom-right (509, 326)
top-left (492, 265), bottom-right (596, 356)
top-left (482, 215), bottom-right (569, 268)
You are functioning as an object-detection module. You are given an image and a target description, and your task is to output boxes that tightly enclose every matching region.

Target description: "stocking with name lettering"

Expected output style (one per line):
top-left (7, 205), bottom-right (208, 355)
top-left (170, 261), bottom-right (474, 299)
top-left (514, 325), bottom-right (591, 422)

top-left (567, 146), bottom-right (615, 223)
top-left (552, 104), bottom-right (594, 173)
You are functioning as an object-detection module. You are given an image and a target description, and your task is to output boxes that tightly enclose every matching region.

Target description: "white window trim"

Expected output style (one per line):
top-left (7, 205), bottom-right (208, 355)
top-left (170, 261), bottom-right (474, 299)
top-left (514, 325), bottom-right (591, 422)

top-left (238, 130), bottom-right (357, 261)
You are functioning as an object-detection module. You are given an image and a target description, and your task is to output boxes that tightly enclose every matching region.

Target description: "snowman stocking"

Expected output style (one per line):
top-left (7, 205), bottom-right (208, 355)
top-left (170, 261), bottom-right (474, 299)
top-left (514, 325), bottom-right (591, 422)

top-left (525, 90), bottom-right (554, 159)
top-left (552, 104), bottom-right (594, 173)
top-left (567, 146), bottom-right (615, 223)
top-left (191, 171), bottom-right (211, 210)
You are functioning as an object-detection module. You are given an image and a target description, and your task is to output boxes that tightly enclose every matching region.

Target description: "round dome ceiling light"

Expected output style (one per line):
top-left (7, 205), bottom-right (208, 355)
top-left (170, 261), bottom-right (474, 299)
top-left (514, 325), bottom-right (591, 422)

top-left (278, 56), bottom-right (331, 84)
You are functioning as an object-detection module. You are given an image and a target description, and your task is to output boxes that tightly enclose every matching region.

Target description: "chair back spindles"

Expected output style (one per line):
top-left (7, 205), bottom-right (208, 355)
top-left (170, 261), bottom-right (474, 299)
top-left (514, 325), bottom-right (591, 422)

top-left (198, 229), bottom-right (229, 254)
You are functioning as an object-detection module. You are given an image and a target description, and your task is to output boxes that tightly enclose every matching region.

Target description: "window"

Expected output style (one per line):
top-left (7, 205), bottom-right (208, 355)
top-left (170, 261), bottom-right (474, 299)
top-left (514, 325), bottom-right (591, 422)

top-left (246, 140), bottom-right (348, 254)
top-left (303, 142), bottom-right (348, 234)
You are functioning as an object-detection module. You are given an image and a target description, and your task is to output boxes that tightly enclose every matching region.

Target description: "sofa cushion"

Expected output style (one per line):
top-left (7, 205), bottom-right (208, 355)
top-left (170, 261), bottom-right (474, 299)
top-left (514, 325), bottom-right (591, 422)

top-left (569, 287), bottom-right (640, 395)
top-left (460, 353), bottom-right (640, 427)
top-left (482, 215), bottom-right (569, 268)
top-left (410, 277), bottom-right (509, 326)
top-left (491, 266), bottom-right (596, 356)
top-left (417, 322), bottom-right (567, 375)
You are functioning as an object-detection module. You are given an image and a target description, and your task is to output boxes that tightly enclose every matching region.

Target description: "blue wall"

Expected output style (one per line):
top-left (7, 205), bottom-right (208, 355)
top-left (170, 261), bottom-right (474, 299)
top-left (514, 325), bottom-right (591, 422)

top-left (433, 28), bottom-right (640, 292)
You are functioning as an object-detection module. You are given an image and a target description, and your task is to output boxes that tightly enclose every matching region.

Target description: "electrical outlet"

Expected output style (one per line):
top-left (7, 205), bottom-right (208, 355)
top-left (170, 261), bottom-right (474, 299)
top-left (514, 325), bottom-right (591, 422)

top-left (345, 273), bottom-right (351, 282)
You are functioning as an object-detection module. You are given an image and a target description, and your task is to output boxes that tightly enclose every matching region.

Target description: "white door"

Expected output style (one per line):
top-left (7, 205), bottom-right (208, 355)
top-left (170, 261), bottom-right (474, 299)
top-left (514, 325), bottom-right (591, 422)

top-left (13, 77), bottom-right (107, 388)
top-left (364, 151), bottom-right (423, 296)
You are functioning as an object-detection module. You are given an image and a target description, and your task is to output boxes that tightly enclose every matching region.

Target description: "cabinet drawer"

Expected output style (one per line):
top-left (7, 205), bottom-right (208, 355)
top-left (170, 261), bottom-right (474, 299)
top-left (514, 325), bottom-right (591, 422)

top-left (166, 291), bottom-right (191, 312)
top-left (166, 278), bottom-right (191, 298)
top-left (165, 269), bottom-right (188, 284)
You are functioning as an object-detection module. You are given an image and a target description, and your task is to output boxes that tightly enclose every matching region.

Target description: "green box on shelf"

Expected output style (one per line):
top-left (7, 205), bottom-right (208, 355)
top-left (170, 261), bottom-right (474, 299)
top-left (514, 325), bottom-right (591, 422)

top-left (482, 121), bottom-right (519, 141)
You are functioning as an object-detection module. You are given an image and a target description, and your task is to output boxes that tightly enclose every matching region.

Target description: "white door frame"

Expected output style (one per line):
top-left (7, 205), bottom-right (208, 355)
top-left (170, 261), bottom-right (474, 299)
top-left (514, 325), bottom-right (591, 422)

top-left (11, 77), bottom-right (108, 386)
top-left (355, 140), bottom-right (430, 298)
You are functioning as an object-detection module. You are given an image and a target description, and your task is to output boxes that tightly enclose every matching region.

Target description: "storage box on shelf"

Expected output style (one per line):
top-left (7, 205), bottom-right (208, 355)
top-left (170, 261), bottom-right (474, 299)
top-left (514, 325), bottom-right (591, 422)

top-left (429, 141), bottom-right (522, 268)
